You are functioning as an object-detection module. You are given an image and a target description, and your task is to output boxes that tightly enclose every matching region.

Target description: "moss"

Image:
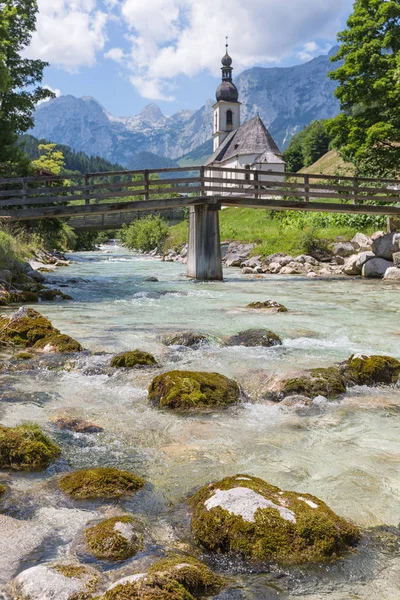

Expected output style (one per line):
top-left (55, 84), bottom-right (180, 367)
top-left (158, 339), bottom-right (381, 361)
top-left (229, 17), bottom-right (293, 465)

top-left (247, 301), bottom-right (288, 313)
top-left (225, 329), bottom-right (282, 347)
top-left (343, 355), bottom-right (400, 386)
top-left (33, 334), bottom-right (83, 353)
top-left (148, 554), bottom-right (225, 597)
top-left (0, 483), bottom-right (7, 498)
top-left (111, 351), bottom-right (157, 368)
top-left (10, 291), bottom-right (39, 304)
top-left (39, 289), bottom-right (73, 301)
top-left (15, 352), bottom-right (34, 360)
top-left (0, 423), bottom-right (61, 471)
top-left (101, 579), bottom-right (194, 600)
top-left (190, 474), bottom-right (360, 564)
top-left (148, 370), bottom-right (240, 410)
top-left (162, 332), bottom-right (209, 348)
top-left (53, 563), bottom-right (100, 597)
top-left (279, 367), bottom-right (346, 400)
top-left (85, 516), bottom-right (144, 561)
top-left (0, 308), bottom-right (58, 347)
top-left (59, 467), bottom-right (145, 500)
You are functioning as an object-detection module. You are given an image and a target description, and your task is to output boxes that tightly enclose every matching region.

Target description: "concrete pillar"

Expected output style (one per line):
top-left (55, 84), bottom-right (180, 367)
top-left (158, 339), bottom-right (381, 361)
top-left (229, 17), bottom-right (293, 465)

top-left (187, 202), bottom-right (223, 281)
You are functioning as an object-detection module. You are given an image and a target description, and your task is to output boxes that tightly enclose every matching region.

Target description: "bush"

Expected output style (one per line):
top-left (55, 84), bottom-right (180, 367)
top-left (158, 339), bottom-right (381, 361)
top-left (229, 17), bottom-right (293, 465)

top-left (121, 215), bottom-right (169, 252)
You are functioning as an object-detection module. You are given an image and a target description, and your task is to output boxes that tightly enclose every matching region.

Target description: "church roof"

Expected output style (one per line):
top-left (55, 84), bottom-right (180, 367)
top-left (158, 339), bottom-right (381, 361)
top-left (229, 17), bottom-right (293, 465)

top-left (206, 116), bottom-right (284, 166)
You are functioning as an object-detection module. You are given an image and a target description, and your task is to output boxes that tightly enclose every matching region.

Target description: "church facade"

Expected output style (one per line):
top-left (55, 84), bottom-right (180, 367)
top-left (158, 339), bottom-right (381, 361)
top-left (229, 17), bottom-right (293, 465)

top-left (206, 46), bottom-right (285, 185)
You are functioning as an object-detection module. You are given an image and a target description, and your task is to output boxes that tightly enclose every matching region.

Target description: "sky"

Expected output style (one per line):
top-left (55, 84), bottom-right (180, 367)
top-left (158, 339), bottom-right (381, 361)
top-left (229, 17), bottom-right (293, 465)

top-left (28, 0), bottom-right (355, 118)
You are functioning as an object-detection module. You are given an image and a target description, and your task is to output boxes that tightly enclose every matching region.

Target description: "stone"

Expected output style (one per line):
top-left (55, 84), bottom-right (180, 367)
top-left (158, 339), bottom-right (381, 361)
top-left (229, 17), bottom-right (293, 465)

top-left (0, 423), bottom-right (60, 471)
top-left (162, 332), bottom-right (209, 348)
top-left (224, 243), bottom-right (255, 267)
top-left (344, 252), bottom-right (374, 276)
top-left (266, 367), bottom-right (347, 401)
top-left (342, 354), bottom-right (400, 386)
top-left (307, 271), bottom-right (318, 278)
top-left (279, 267), bottom-right (298, 275)
top-left (8, 563), bottom-right (100, 600)
top-left (110, 350), bottom-right (157, 368)
top-left (293, 255), bottom-right (319, 265)
top-left (393, 252), bottom-right (400, 268)
top-left (384, 267), bottom-right (400, 280)
top-left (246, 300), bottom-right (288, 313)
top-left (39, 288), bottom-right (73, 301)
top-left (85, 516), bottom-right (144, 561)
top-left (280, 395), bottom-right (313, 407)
top-left (225, 329), bottom-right (282, 347)
top-left (52, 416), bottom-right (103, 433)
top-left (101, 577), bottom-right (194, 600)
top-left (242, 267), bottom-right (256, 274)
top-left (362, 257), bottom-right (393, 278)
top-left (351, 233), bottom-right (373, 252)
top-left (241, 256), bottom-right (262, 269)
top-left (268, 262), bottom-right (282, 273)
top-left (59, 467), bottom-right (145, 500)
top-left (26, 269), bottom-right (45, 283)
top-left (0, 308), bottom-right (57, 348)
top-left (264, 253), bottom-right (293, 266)
top-left (332, 242), bottom-right (355, 257)
top-left (371, 230), bottom-right (385, 241)
top-left (148, 370), bottom-right (240, 410)
top-left (190, 474), bottom-right (360, 563)
top-left (371, 233), bottom-right (400, 260)
top-left (143, 276), bottom-right (159, 282)
top-left (34, 334), bottom-right (83, 353)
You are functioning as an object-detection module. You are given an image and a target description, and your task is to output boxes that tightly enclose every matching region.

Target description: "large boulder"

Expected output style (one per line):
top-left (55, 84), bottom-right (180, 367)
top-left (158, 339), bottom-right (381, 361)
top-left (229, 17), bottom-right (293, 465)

top-left (362, 257), bottom-right (393, 278)
top-left (34, 334), bottom-right (83, 353)
top-left (393, 252), bottom-right (400, 268)
top-left (342, 355), bottom-right (400, 386)
top-left (8, 563), bottom-right (100, 600)
top-left (148, 371), bottom-right (240, 410)
top-left (85, 516), bottom-right (144, 561)
top-left (266, 367), bottom-right (347, 401)
top-left (190, 475), bottom-right (360, 563)
top-left (332, 242), bottom-right (355, 257)
top-left (110, 350), bottom-right (157, 368)
top-left (58, 467), bottom-right (145, 500)
top-left (224, 243), bottom-right (255, 267)
top-left (101, 576), bottom-right (194, 600)
top-left (351, 233), bottom-right (373, 252)
top-left (344, 252), bottom-right (374, 276)
top-left (225, 329), bottom-right (282, 347)
top-left (384, 267), bottom-right (400, 281)
top-left (162, 332), bottom-right (209, 348)
top-left (0, 424), bottom-right (60, 471)
top-left (371, 232), bottom-right (400, 259)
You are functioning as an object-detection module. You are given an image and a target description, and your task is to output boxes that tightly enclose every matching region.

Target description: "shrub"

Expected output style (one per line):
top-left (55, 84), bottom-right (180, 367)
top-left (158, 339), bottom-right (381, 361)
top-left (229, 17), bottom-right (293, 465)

top-left (121, 215), bottom-right (169, 252)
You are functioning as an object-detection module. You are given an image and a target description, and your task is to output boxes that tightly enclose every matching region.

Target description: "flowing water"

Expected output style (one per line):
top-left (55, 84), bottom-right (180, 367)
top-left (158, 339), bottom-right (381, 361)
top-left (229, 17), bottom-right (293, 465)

top-left (0, 245), bottom-right (399, 599)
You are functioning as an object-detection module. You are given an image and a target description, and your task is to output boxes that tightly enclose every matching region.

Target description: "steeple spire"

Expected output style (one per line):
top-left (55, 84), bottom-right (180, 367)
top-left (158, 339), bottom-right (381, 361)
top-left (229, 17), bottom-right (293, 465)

top-left (221, 38), bottom-right (233, 81)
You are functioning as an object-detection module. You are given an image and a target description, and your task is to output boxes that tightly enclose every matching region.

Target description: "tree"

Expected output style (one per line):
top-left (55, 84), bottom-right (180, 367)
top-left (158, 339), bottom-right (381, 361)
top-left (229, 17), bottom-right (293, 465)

top-left (32, 143), bottom-right (66, 175)
top-left (283, 120), bottom-right (331, 172)
top-left (328, 0), bottom-right (400, 176)
top-left (0, 0), bottom-right (53, 173)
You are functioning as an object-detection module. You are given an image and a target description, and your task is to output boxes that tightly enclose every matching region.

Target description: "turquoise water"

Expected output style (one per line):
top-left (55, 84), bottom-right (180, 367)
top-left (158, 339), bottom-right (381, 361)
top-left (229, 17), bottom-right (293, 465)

top-left (0, 245), bottom-right (399, 598)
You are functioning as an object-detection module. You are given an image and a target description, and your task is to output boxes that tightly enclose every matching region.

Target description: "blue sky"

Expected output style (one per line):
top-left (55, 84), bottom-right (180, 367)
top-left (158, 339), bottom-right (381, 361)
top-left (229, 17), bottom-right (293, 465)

top-left (29, 0), bottom-right (355, 118)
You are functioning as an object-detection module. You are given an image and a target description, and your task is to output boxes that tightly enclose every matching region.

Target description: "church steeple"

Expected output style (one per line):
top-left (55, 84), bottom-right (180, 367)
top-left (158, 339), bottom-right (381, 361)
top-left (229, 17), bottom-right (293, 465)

top-left (213, 40), bottom-right (241, 151)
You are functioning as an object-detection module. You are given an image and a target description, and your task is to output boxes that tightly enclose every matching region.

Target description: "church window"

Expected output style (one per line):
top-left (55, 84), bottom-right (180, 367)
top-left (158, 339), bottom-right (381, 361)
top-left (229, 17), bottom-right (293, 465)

top-left (226, 110), bottom-right (233, 127)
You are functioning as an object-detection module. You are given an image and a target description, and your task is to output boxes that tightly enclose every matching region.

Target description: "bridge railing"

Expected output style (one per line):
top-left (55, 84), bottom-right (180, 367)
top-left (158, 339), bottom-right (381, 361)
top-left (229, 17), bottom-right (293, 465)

top-left (0, 165), bottom-right (399, 220)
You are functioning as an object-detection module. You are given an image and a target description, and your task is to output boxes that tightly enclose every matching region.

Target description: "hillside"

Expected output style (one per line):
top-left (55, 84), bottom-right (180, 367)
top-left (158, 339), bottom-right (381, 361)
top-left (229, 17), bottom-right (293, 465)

top-left (30, 48), bottom-right (341, 167)
top-left (301, 150), bottom-right (355, 177)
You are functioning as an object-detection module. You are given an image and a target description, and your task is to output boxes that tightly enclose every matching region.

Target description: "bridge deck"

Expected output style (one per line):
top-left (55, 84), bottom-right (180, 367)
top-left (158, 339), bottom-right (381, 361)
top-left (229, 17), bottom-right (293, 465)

top-left (0, 165), bottom-right (399, 224)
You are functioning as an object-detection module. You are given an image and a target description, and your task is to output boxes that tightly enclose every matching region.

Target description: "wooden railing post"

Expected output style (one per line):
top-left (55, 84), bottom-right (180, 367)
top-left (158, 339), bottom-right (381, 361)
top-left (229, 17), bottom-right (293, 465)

top-left (144, 170), bottom-right (150, 201)
top-left (200, 166), bottom-right (205, 196)
top-left (85, 174), bottom-right (90, 206)
top-left (22, 179), bottom-right (27, 210)
top-left (254, 171), bottom-right (259, 200)
top-left (353, 177), bottom-right (359, 205)
top-left (304, 174), bottom-right (310, 202)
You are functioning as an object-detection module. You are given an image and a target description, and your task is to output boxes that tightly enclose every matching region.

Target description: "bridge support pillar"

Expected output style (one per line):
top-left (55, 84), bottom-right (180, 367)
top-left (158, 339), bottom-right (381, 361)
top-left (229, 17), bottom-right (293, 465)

top-left (187, 202), bottom-right (223, 281)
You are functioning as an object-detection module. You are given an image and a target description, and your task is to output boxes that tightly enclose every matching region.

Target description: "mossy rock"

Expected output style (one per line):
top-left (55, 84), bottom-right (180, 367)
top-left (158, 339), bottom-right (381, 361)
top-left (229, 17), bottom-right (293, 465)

top-left (190, 474), bottom-right (360, 564)
top-left (342, 354), bottom-right (400, 386)
top-left (247, 300), bottom-right (288, 313)
top-left (0, 423), bottom-right (61, 471)
top-left (0, 483), bottom-right (7, 498)
top-left (148, 554), bottom-right (225, 597)
top-left (162, 332), bottom-right (209, 348)
top-left (148, 370), bottom-right (240, 410)
top-left (15, 352), bottom-right (34, 360)
top-left (85, 516), bottom-right (144, 561)
top-left (225, 329), bottom-right (282, 347)
top-left (34, 334), bottom-right (83, 353)
top-left (10, 291), bottom-right (39, 304)
top-left (59, 467), bottom-right (145, 500)
top-left (101, 577), bottom-right (194, 600)
top-left (9, 562), bottom-right (100, 600)
top-left (111, 351), bottom-right (157, 368)
top-left (39, 288), bottom-right (73, 301)
top-left (0, 308), bottom-right (58, 348)
top-left (269, 367), bottom-right (347, 401)
top-left (52, 416), bottom-right (103, 433)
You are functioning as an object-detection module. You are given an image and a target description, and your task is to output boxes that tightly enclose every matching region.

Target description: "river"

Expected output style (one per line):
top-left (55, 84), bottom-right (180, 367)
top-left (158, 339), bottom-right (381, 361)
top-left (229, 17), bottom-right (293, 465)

top-left (1, 244), bottom-right (399, 599)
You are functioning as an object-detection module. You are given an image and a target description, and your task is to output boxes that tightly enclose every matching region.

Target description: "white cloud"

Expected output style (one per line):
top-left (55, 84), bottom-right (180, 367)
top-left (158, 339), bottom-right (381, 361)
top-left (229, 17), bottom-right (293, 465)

top-left (28, 0), bottom-right (108, 71)
top-left (104, 47), bottom-right (126, 64)
top-left (37, 84), bottom-right (62, 104)
top-left (111, 0), bottom-right (352, 100)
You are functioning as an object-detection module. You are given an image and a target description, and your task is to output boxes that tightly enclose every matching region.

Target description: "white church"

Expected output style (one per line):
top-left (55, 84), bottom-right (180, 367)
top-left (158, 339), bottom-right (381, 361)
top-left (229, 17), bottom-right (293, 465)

top-left (205, 45), bottom-right (285, 184)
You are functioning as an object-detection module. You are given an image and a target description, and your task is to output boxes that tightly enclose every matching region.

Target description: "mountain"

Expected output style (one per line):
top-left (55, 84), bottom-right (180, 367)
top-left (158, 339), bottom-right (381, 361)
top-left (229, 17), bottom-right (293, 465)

top-left (31, 48), bottom-right (341, 167)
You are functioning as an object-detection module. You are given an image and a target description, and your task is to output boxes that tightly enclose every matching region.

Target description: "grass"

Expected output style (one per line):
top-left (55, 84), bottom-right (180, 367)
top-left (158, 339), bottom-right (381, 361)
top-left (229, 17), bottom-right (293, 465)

top-left (0, 226), bottom-right (38, 271)
top-left (300, 150), bottom-right (355, 177)
top-left (166, 207), bottom-right (377, 258)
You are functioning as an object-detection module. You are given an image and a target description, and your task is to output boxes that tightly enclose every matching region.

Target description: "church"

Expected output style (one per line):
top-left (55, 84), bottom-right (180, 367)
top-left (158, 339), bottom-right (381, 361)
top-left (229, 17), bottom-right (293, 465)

top-left (206, 45), bottom-right (285, 182)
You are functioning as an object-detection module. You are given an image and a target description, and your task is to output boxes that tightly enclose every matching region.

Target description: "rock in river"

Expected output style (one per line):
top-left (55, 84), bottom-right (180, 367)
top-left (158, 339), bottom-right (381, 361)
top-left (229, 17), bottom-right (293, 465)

top-left (342, 354), bottom-right (400, 386)
top-left (162, 331), bottom-right (209, 348)
top-left (265, 367), bottom-right (347, 401)
top-left (59, 467), bottom-right (145, 500)
top-left (85, 515), bottom-right (144, 561)
top-left (0, 423), bottom-right (60, 471)
top-left (110, 350), bottom-right (157, 368)
top-left (148, 370), bottom-right (240, 410)
top-left (225, 329), bottom-right (282, 347)
top-left (190, 474), bottom-right (360, 563)
top-left (246, 300), bottom-right (288, 312)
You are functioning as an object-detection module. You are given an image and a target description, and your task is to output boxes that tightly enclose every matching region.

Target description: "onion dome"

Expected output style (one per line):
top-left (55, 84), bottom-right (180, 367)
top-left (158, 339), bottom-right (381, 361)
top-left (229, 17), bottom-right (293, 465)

top-left (222, 52), bottom-right (232, 67)
top-left (216, 81), bottom-right (239, 102)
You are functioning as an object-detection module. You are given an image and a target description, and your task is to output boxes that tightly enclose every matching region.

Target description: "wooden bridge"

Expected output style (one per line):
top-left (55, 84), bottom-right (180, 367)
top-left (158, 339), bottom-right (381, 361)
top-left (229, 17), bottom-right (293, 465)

top-left (1, 165), bottom-right (399, 280)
